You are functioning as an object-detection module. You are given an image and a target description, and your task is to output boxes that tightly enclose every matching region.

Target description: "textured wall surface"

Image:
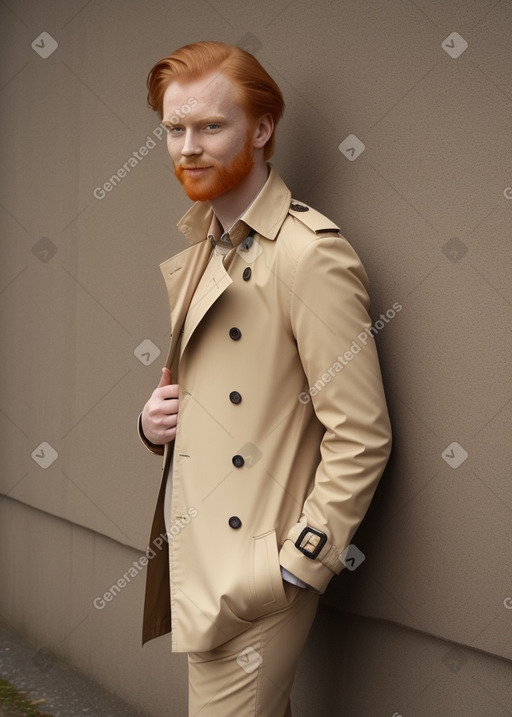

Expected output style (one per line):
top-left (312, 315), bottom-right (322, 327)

top-left (1, 1), bottom-right (511, 715)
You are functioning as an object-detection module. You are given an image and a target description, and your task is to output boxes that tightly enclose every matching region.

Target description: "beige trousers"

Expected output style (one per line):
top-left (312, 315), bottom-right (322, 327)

top-left (187, 585), bottom-right (319, 717)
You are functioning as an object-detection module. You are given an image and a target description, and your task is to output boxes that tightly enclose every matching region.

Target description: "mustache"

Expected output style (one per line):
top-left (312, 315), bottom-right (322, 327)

top-left (176, 162), bottom-right (213, 169)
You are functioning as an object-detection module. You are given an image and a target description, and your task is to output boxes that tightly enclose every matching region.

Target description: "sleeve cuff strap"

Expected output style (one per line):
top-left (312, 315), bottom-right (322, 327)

top-left (285, 523), bottom-right (343, 573)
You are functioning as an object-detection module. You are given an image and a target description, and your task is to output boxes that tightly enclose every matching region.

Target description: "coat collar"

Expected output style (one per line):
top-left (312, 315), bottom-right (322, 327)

top-left (176, 164), bottom-right (292, 248)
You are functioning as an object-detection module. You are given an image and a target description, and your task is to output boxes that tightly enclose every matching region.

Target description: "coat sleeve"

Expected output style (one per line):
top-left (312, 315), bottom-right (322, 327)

top-left (278, 233), bottom-right (392, 592)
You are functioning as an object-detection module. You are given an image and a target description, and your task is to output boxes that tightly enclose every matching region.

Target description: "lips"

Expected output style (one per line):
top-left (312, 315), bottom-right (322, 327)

top-left (181, 165), bottom-right (212, 172)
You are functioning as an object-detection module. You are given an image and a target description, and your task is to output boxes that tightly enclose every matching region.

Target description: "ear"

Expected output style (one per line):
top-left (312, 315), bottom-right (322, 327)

top-left (252, 113), bottom-right (274, 150)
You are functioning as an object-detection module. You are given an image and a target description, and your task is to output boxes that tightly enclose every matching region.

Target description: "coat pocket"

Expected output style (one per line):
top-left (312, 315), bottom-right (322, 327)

top-left (251, 530), bottom-right (289, 615)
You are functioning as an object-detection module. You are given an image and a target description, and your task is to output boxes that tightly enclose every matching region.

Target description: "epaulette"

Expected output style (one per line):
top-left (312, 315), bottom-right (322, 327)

top-left (288, 200), bottom-right (341, 235)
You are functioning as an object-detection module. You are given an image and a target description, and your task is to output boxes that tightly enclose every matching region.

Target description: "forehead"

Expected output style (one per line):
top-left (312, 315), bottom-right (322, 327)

top-left (162, 70), bottom-right (244, 121)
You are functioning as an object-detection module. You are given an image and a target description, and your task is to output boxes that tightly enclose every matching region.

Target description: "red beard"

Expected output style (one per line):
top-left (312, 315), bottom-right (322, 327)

top-left (174, 133), bottom-right (254, 202)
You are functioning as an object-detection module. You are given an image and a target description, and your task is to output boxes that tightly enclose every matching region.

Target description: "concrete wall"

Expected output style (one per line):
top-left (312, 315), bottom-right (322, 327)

top-left (1, 0), bottom-right (511, 714)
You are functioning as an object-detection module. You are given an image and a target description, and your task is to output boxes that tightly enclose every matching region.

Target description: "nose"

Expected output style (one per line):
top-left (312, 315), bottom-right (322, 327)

top-left (181, 130), bottom-right (202, 157)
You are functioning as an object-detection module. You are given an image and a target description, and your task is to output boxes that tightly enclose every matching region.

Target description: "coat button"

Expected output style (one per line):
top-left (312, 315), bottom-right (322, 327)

top-left (232, 454), bottom-right (245, 468)
top-left (229, 327), bottom-right (242, 341)
top-left (240, 234), bottom-right (254, 250)
top-left (229, 391), bottom-right (242, 404)
top-left (243, 267), bottom-right (252, 281)
top-left (228, 516), bottom-right (242, 529)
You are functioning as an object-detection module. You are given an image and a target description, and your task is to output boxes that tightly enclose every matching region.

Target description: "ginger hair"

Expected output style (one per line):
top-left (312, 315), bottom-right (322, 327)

top-left (147, 41), bottom-right (284, 160)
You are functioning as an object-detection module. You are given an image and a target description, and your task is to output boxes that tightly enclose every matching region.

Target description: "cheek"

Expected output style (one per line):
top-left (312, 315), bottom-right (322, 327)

top-left (166, 138), bottom-right (180, 162)
top-left (218, 132), bottom-right (247, 162)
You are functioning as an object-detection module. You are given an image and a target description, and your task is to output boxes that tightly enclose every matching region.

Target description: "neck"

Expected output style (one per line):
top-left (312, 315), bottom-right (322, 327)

top-left (210, 161), bottom-right (270, 231)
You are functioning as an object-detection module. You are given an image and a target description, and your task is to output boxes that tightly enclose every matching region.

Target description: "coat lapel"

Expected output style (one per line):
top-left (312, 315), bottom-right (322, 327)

top-left (158, 237), bottom-right (232, 476)
top-left (159, 238), bottom-right (233, 370)
top-left (179, 248), bottom-right (232, 358)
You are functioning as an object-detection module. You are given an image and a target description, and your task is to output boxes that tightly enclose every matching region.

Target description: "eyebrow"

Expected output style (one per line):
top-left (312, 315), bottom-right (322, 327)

top-left (162, 115), bottom-right (225, 127)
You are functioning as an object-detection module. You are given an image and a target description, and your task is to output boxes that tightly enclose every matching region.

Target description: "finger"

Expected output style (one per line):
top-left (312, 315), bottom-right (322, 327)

top-left (157, 414), bottom-right (178, 441)
top-left (161, 412), bottom-right (178, 429)
top-left (156, 367), bottom-right (172, 389)
top-left (157, 398), bottom-right (179, 416)
top-left (157, 385), bottom-right (179, 402)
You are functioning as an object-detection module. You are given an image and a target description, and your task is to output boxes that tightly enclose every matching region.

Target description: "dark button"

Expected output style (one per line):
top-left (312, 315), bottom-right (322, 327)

top-left (229, 327), bottom-right (242, 341)
top-left (290, 202), bottom-right (309, 212)
top-left (240, 234), bottom-right (254, 251)
top-left (243, 267), bottom-right (252, 281)
top-left (232, 454), bottom-right (245, 468)
top-left (229, 391), bottom-right (242, 405)
top-left (228, 516), bottom-right (242, 529)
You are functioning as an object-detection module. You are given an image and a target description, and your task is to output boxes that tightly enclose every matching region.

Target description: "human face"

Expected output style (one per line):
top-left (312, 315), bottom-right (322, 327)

top-left (162, 71), bottom-right (256, 202)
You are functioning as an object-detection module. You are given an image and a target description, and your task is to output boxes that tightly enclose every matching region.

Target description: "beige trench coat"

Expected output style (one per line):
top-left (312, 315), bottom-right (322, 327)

top-left (140, 166), bottom-right (392, 652)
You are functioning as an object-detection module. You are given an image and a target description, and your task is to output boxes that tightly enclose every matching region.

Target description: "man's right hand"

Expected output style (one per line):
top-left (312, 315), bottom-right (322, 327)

top-left (141, 367), bottom-right (179, 445)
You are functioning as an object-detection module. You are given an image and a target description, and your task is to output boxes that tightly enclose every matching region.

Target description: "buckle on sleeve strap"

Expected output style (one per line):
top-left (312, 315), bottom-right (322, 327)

top-left (294, 527), bottom-right (328, 560)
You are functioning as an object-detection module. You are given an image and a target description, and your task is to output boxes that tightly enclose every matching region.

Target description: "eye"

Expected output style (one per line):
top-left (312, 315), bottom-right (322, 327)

top-left (204, 123), bottom-right (221, 131)
top-left (162, 122), bottom-right (183, 136)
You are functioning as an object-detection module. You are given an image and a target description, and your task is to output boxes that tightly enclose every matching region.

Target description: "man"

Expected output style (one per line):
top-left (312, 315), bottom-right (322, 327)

top-left (139, 41), bottom-right (391, 716)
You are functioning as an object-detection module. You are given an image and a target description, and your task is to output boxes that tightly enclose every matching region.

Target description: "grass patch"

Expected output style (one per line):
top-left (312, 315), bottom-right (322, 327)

top-left (0, 678), bottom-right (52, 716)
